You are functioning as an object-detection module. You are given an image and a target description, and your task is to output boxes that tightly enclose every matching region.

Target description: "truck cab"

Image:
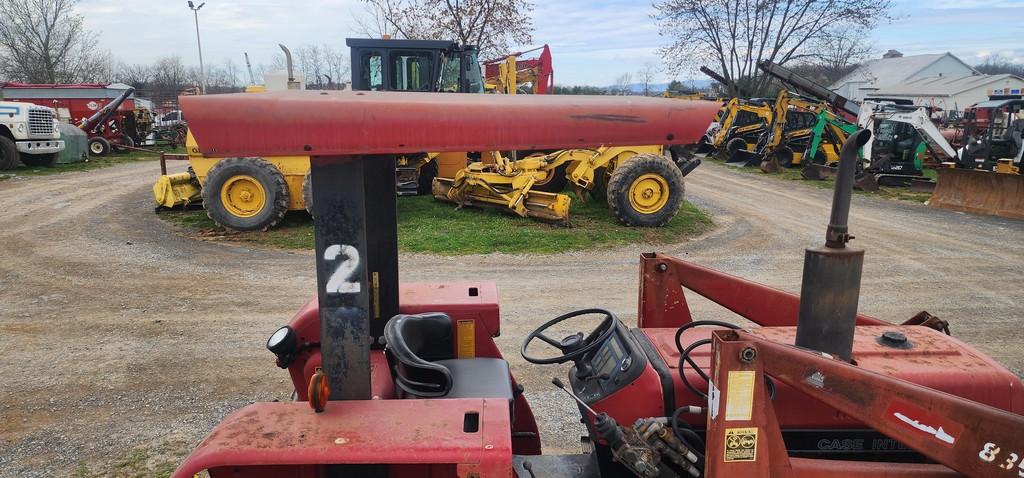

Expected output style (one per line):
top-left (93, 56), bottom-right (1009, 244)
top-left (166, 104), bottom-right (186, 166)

top-left (346, 38), bottom-right (484, 94)
top-left (0, 101), bottom-right (64, 170)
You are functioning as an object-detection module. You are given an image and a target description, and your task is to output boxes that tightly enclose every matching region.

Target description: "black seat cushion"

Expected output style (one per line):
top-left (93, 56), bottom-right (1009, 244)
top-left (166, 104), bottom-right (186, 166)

top-left (435, 358), bottom-right (514, 401)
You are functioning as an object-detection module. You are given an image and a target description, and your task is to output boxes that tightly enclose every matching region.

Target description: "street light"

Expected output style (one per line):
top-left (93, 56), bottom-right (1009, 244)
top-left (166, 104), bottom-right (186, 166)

top-left (187, 1), bottom-right (206, 94)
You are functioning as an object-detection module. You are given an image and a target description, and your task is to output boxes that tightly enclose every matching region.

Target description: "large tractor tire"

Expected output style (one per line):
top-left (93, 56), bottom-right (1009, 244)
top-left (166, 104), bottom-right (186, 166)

top-left (0, 136), bottom-right (19, 170)
top-left (725, 137), bottom-right (747, 159)
top-left (88, 137), bottom-right (110, 157)
top-left (112, 135), bottom-right (135, 153)
top-left (607, 153), bottom-right (685, 227)
top-left (202, 157), bottom-right (290, 231)
top-left (21, 152), bottom-right (58, 167)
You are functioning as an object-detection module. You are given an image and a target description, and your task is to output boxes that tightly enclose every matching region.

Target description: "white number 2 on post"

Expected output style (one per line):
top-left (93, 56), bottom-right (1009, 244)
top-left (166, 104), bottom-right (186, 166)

top-left (324, 244), bottom-right (361, 294)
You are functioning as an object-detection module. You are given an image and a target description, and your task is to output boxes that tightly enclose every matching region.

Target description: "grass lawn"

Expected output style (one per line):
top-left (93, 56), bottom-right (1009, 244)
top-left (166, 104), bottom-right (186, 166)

top-left (161, 194), bottom-right (714, 255)
top-left (707, 156), bottom-right (935, 203)
top-left (2, 145), bottom-right (183, 179)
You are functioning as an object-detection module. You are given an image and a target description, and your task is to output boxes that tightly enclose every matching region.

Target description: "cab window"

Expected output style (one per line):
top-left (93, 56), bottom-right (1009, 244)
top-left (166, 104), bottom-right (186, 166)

top-left (389, 51), bottom-right (433, 91)
top-left (463, 51), bottom-right (484, 93)
top-left (360, 51), bottom-right (383, 91)
top-left (439, 52), bottom-right (462, 92)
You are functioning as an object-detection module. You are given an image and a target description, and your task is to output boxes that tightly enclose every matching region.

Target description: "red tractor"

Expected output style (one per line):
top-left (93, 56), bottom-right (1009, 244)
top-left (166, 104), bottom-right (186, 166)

top-left (172, 91), bottom-right (1023, 478)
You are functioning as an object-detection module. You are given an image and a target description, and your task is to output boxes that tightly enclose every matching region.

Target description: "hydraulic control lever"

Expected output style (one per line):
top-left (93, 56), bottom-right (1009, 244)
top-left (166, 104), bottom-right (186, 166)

top-left (552, 377), bottom-right (598, 415)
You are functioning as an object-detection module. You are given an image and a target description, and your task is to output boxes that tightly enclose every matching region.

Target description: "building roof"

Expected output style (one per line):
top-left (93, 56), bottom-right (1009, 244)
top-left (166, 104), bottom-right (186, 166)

top-left (866, 74), bottom-right (1024, 97)
top-left (829, 52), bottom-right (976, 89)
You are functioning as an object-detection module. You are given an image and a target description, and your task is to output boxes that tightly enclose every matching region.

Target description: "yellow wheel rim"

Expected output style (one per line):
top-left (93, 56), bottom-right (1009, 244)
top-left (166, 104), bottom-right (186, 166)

top-left (628, 173), bottom-right (670, 214)
top-left (220, 175), bottom-right (266, 218)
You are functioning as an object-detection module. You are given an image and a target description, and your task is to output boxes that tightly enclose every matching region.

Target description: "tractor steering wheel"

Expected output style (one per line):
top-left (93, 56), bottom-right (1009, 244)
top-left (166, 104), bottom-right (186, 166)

top-left (521, 308), bottom-right (618, 365)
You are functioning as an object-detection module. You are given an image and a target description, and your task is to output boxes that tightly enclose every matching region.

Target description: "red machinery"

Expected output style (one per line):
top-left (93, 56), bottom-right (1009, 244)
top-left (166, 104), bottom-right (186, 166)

top-left (171, 91), bottom-right (1023, 478)
top-left (483, 45), bottom-right (554, 94)
top-left (0, 82), bottom-right (145, 156)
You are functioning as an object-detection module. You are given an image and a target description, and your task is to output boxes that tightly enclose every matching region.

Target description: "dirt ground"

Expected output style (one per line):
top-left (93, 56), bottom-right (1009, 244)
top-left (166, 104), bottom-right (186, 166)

top-left (0, 160), bottom-right (1021, 477)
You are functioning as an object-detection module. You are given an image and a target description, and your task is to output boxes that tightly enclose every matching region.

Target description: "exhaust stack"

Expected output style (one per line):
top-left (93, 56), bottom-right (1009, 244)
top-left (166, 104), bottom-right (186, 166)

top-left (795, 129), bottom-right (872, 361)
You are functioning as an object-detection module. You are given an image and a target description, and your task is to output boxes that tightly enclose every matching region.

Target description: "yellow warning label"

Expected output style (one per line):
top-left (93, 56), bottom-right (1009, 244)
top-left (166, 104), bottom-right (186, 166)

top-left (725, 370), bottom-right (755, 421)
top-left (372, 272), bottom-right (380, 319)
top-left (457, 320), bottom-right (476, 358)
top-left (724, 427), bottom-right (758, 462)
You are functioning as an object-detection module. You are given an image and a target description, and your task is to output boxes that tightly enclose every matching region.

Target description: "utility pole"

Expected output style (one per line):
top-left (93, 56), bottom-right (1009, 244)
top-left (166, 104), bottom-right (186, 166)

top-left (188, 1), bottom-right (207, 94)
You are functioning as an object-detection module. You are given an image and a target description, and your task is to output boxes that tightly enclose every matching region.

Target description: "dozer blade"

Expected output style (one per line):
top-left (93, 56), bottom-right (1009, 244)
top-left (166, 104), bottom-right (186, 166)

top-left (432, 177), bottom-right (571, 224)
top-left (153, 172), bottom-right (201, 208)
top-left (759, 157), bottom-right (781, 174)
top-left (930, 168), bottom-right (1024, 219)
top-left (801, 163), bottom-right (836, 180)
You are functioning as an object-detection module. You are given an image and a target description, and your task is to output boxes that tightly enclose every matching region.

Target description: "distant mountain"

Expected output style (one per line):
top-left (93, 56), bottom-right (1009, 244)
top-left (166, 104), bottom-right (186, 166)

top-left (619, 79), bottom-right (714, 93)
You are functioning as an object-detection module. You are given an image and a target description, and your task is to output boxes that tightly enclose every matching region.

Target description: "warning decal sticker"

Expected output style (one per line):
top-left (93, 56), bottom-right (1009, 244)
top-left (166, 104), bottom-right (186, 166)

top-left (725, 370), bottom-right (755, 421)
top-left (724, 427), bottom-right (758, 462)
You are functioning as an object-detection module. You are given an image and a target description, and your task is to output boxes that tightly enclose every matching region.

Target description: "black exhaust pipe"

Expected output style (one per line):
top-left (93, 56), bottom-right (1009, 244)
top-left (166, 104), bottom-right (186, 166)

top-left (795, 129), bottom-right (871, 361)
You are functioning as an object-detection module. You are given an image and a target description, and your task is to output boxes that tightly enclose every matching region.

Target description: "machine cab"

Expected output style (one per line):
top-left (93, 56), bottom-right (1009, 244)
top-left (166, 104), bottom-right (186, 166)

top-left (346, 38), bottom-right (484, 94)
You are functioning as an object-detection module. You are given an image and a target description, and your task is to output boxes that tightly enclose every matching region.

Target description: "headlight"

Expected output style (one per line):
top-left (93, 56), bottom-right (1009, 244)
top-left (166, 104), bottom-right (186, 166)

top-left (267, 325), bottom-right (297, 356)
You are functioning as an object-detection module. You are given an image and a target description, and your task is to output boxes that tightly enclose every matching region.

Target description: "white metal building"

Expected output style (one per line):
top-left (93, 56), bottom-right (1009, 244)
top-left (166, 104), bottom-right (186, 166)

top-left (830, 51), bottom-right (977, 102)
top-left (865, 74), bottom-right (1024, 116)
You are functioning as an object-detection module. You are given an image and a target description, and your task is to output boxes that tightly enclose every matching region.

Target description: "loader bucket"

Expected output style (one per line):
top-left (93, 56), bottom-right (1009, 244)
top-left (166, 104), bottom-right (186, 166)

top-left (801, 163), bottom-right (836, 181)
top-left (432, 177), bottom-right (571, 224)
top-left (760, 157), bottom-right (781, 174)
top-left (153, 172), bottom-right (202, 208)
top-left (726, 149), bottom-right (760, 167)
top-left (853, 173), bottom-right (879, 192)
top-left (930, 168), bottom-right (1024, 219)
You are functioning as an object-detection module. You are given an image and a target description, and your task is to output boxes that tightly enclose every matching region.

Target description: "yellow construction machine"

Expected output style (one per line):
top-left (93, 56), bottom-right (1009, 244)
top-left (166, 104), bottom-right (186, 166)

top-left (748, 90), bottom-right (833, 172)
top-left (710, 98), bottom-right (774, 159)
top-left (482, 45), bottom-right (553, 95)
top-left (433, 144), bottom-right (700, 227)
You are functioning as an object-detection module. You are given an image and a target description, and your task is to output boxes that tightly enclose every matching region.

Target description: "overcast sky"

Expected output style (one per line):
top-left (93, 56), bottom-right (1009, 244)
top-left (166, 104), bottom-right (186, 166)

top-left (79, 0), bottom-right (1024, 86)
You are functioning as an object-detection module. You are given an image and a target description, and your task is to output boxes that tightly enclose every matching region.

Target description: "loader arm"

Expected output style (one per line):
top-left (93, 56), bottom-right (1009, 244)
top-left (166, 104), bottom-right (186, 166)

top-left (706, 329), bottom-right (1024, 478)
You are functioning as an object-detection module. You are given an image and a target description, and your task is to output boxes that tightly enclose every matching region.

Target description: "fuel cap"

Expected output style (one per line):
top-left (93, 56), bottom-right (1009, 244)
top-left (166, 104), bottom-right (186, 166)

top-left (877, 330), bottom-right (913, 349)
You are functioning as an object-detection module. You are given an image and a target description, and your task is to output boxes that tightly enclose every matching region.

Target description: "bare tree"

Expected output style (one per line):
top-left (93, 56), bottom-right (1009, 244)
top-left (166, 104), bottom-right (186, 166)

top-left (116, 63), bottom-right (153, 89)
top-left (223, 59), bottom-right (240, 88)
top-left (322, 45), bottom-right (350, 89)
top-left (611, 73), bottom-right (633, 96)
top-left (654, 0), bottom-right (895, 97)
top-left (0, 0), bottom-right (104, 82)
top-left (359, 0), bottom-right (533, 58)
top-left (975, 54), bottom-right (1024, 77)
top-left (636, 63), bottom-right (658, 96)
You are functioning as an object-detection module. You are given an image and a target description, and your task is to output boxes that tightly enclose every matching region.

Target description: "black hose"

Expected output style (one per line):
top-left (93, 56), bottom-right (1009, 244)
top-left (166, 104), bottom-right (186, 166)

top-left (671, 406), bottom-right (706, 466)
top-left (678, 338), bottom-right (713, 399)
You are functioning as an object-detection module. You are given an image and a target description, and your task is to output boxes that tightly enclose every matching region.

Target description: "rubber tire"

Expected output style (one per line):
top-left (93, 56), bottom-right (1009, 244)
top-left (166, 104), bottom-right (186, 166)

top-left (113, 135), bottom-right (135, 153)
top-left (533, 162), bottom-right (570, 193)
top-left (0, 136), bottom-right (19, 170)
top-left (202, 157), bottom-right (290, 231)
top-left (590, 166), bottom-right (609, 202)
top-left (417, 159), bottom-right (438, 195)
top-left (775, 146), bottom-right (794, 168)
top-left (21, 152), bottom-right (58, 167)
top-left (302, 170), bottom-right (314, 216)
top-left (88, 137), bottom-right (110, 157)
top-left (606, 153), bottom-right (685, 227)
top-left (725, 137), bottom-right (747, 158)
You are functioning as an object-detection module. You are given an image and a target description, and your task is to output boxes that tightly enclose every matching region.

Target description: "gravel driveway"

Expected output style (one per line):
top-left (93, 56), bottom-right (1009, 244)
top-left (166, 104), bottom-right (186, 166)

top-left (0, 160), bottom-right (1020, 476)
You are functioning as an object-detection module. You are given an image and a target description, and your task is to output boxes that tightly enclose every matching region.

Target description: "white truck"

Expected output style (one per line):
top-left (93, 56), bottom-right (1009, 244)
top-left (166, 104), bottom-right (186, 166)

top-left (0, 101), bottom-right (65, 170)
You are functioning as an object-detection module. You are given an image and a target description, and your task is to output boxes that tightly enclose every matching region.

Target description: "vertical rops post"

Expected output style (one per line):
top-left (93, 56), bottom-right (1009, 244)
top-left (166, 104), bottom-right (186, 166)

top-left (310, 155), bottom-right (399, 400)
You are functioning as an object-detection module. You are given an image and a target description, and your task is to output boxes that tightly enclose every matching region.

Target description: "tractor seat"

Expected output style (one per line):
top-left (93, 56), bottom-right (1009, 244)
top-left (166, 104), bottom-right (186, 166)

top-left (384, 313), bottom-right (514, 403)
